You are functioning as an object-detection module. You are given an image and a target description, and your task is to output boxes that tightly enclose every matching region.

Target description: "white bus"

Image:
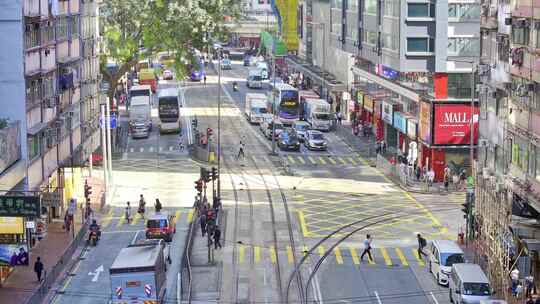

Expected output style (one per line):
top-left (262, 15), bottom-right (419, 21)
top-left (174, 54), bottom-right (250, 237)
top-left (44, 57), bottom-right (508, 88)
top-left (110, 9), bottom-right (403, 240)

top-left (157, 88), bottom-right (181, 134)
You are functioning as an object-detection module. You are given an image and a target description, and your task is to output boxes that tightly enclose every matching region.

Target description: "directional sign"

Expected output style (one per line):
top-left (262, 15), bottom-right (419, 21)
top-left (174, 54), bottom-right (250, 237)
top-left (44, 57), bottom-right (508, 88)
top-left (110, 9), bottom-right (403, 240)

top-left (99, 114), bottom-right (117, 129)
top-left (88, 265), bottom-right (104, 282)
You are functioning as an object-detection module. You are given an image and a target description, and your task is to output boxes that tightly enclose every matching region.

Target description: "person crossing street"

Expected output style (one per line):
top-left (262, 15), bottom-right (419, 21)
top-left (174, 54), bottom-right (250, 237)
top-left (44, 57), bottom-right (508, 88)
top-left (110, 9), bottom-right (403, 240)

top-left (360, 234), bottom-right (373, 262)
top-left (125, 202), bottom-right (132, 224)
top-left (138, 194), bottom-right (146, 219)
top-left (237, 140), bottom-right (245, 160)
top-left (417, 233), bottom-right (428, 258)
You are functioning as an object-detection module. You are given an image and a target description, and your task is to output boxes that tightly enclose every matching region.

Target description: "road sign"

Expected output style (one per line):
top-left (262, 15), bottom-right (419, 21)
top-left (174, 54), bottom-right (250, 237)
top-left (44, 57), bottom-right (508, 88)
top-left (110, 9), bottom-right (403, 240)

top-left (88, 265), bottom-right (104, 282)
top-left (99, 114), bottom-right (117, 129)
top-left (0, 196), bottom-right (41, 217)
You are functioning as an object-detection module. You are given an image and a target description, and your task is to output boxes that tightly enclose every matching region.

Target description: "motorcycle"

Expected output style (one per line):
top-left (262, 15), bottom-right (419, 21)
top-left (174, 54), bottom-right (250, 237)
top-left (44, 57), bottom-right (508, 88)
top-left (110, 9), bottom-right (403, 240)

top-left (89, 231), bottom-right (99, 246)
top-left (232, 82), bottom-right (238, 92)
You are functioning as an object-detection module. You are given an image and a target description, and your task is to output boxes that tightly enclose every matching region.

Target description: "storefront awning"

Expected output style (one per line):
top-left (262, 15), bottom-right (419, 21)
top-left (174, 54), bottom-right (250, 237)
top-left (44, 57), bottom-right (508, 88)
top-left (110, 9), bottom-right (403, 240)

top-left (285, 56), bottom-right (347, 91)
top-left (351, 66), bottom-right (420, 102)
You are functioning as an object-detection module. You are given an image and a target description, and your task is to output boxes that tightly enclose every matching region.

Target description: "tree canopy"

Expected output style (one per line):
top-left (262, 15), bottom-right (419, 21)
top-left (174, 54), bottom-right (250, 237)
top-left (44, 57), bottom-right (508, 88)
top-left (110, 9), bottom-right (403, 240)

top-left (99, 0), bottom-right (239, 103)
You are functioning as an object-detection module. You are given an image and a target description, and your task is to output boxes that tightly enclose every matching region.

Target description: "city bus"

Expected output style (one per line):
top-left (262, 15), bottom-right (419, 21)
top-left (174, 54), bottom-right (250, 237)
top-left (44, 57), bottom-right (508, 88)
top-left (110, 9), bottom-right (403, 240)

top-left (157, 88), bottom-right (181, 134)
top-left (267, 83), bottom-right (300, 125)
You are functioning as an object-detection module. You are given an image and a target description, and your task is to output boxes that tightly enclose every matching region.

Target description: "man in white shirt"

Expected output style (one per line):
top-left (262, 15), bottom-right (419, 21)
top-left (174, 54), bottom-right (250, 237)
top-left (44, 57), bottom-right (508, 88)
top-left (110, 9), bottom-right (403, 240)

top-left (360, 234), bottom-right (373, 262)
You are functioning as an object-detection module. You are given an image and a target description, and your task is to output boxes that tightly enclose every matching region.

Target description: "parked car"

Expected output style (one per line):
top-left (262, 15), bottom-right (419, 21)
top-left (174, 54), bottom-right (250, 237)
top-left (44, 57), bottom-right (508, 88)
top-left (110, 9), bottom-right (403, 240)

top-left (162, 69), bottom-right (174, 80)
top-left (449, 263), bottom-right (492, 304)
top-left (262, 120), bottom-right (284, 139)
top-left (304, 130), bottom-right (327, 151)
top-left (292, 121), bottom-right (310, 142)
top-left (278, 129), bottom-right (301, 151)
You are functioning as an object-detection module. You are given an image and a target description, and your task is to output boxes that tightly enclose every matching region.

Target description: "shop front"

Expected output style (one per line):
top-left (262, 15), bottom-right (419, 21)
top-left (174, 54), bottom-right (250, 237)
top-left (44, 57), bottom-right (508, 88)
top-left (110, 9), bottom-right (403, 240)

top-left (373, 99), bottom-right (384, 141)
top-left (393, 111), bottom-right (408, 155)
top-left (362, 95), bottom-right (374, 125)
top-left (382, 100), bottom-right (400, 152)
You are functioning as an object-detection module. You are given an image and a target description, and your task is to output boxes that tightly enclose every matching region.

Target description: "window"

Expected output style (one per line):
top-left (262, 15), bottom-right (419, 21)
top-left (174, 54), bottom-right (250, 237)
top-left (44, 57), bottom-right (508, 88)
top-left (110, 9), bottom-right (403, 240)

top-left (26, 79), bottom-right (42, 104)
top-left (347, 0), bottom-right (358, 11)
top-left (408, 3), bottom-right (434, 18)
top-left (365, 0), bottom-right (377, 14)
top-left (331, 0), bottom-right (343, 9)
top-left (512, 26), bottom-right (530, 45)
top-left (497, 35), bottom-right (510, 62)
top-left (407, 37), bottom-right (434, 52)
top-left (42, 75), bottom-right (55, 99)
top-left (28, 135), bottom-right (40, 160)
top-left (447, 38), bottom-right (480, 56)
top-left (448, 4), bottom-right (480, 21)
top-left (363, 30), bottom-right (378, 45)
top-left (447, 73), bottom-right (473, 99)
top-left (382, 33), bottom-right (398, 51)
top-left (70, 16), bottom-right (79, 37)
top-left (25, 23), bottom-right (40, 49)
top-left (384, 0), bottom-right (399, 17)
top-left (536, 146), bottom-right (540, 181)
top-left (56, 17), bottom-right (68, 40)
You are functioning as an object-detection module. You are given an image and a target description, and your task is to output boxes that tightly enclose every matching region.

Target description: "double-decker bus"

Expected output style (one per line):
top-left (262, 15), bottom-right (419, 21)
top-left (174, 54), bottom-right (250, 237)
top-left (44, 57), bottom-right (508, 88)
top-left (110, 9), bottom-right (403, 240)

top-left (267, 83), bottom-right (299, 125)
top-left (157, 88), bottom-right (181, 134)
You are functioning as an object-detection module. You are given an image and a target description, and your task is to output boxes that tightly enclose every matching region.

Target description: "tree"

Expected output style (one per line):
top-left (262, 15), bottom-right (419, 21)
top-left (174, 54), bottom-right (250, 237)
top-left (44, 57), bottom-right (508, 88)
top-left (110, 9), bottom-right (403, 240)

top-left (99, 0), bottom-right (239, 106)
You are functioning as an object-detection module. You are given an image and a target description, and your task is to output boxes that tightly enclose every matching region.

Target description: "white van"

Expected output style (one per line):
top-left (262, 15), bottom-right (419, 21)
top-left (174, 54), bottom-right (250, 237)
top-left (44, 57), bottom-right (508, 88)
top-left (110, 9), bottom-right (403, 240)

top-left (244, 93), bottom-right (268, 124)
top-left (428, 240), bottom-right (465, 285)
top-left (247, 69), bottom-right (263, 89)
top-left (449, 263), bottom-right (492, 304)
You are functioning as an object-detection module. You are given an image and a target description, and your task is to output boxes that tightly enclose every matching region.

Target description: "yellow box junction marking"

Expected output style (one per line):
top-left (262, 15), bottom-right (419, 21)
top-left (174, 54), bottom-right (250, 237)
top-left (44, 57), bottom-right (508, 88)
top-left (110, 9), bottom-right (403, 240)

top-left (302, 246), bottom-right (310, 261)
top-left (254, 246), bottom-right (261, 263)
top-left (380, 248), bottom-right (392, 266)
top-left (297, 211), bottom-right (310, 237)
top-left (287, 246), bottom-right (294, 264)
top-left (318, 245), bottom-right (325, 257)
top-left (412, 248), bottom-right (425, 266)
top-left (270, 246), bottom-right (277, 264)
top-left (318, 157), bottom-right (327, 165)
top-left (349, 247), bottom-right (360, 265)
top-left (395, 248), bottom-right (409, 266)
top-left (308, 156), bottom-right (317, 165)
top-left (334, 247), bottom-right (343, 264)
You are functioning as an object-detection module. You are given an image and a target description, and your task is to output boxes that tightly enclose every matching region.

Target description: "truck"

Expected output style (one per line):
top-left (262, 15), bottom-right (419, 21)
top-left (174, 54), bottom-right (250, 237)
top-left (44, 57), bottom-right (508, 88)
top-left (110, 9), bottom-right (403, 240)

top-left (138, 68), bottom-right (157, 93)
top-left (299, 90), bottom-right (320, 120)
top-left (129, 95), bottom-right (152, 132)
top-left (244, 93), bottom-right (268, 124)
top-left (303, 98), bottom-right (332, 131)
top-left (247, 68), bottom-right (263, 89)
top-left (109, 242), bottom-right (167, 304)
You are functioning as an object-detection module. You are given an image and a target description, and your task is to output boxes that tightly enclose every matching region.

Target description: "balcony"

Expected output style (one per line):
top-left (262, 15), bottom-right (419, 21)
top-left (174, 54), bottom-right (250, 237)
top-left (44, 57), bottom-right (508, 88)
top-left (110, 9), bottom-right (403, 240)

top-left (42, 47), bottom-right (56, 72)
top-left (25, 51), bottom-right (41, 76)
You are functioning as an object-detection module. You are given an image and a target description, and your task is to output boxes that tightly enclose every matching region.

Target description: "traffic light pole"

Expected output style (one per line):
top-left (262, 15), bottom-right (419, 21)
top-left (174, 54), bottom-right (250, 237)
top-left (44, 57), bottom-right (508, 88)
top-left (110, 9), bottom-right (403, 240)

top-left (217, 49), bottom-right (222, 204)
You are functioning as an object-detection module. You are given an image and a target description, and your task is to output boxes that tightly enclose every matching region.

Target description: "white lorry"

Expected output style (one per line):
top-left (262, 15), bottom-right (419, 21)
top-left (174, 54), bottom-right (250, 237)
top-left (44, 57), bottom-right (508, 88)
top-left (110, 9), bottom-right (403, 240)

top-left (303, 98), bottom-right (332, 131)
top-left (244, 93), bottom-right (268, 124)
top-left (129, 95), bottom-right (152, 132)
top-left (247, 68), bottom-right (263, 89)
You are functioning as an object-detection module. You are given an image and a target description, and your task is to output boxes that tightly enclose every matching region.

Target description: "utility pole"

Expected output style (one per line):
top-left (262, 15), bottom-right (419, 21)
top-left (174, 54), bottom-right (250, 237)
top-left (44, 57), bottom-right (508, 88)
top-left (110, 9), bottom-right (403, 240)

top-left (105, 99), bottom-right (113, 185)
top-left (217, 47), bottom-right (222, 201)
top-left (271, 35), bottom-right (277, 155)
top-left (100, 104), bottom-right (108, 203)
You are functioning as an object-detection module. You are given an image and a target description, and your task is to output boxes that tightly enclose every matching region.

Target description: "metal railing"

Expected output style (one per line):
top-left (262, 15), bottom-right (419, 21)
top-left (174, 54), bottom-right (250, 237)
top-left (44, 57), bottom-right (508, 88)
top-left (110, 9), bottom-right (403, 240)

top-left (181, 207), bottom-right (198, 304)
top-left (24, 222), bottom-right (88, 304)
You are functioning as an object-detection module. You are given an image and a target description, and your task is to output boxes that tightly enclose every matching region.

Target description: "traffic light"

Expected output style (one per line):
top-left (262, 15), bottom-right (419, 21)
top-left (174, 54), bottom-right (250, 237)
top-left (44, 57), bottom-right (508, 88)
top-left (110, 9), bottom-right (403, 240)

top-left (200, 167), bottom-right (211, 183)
top-left (211, 167), bottom-right (218, 181)
top-left (207, 128), bottom-right (213, 137)
top-left (195, 179), bottom-right (203, 193)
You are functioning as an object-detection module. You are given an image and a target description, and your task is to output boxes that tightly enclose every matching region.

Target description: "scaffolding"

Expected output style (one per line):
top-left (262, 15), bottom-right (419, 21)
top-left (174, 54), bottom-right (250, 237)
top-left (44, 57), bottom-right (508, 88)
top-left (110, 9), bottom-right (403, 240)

top-left (475, 174), bottom-right (512, 299)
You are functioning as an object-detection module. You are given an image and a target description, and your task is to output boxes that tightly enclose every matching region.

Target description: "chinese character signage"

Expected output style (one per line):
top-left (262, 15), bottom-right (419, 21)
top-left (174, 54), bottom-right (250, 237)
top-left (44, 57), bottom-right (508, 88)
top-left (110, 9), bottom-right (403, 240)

top-left (433, 104), bottom-right (479, 145)
top-left (0, 196), bottom-right (40, 217)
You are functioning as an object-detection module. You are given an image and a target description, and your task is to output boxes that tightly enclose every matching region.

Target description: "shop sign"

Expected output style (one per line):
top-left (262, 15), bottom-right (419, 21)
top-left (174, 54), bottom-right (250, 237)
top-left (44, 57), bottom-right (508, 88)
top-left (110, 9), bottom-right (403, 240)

top-left (0, 196), bottom-right (41, 217)
top-left (382, 101), bottom-right (394, 124)
top-left (363, 96), bottom-right (374, 112)
top-left (0, 217), bottom-right (24, 234)
top-left (0, 234), bottom-right (20, 244)
top-left (357, 91), bottom-right (364, 105)
top-left (348, 99), bottom-right (356, 112)
top-left (0, 243), bottom-right (29, 266)
top-left (433, 104), bottom-right (479, 145)
top-left (41, 191), bottom-right (61, 207)
top-left (378, 64), bottom-right (399, 80)
top-left (407, 119), bottom-right (418, 139)
top-left (419, 101), bottom-right (432, 144)
top-left (393, 112), bottom-right (407, 133)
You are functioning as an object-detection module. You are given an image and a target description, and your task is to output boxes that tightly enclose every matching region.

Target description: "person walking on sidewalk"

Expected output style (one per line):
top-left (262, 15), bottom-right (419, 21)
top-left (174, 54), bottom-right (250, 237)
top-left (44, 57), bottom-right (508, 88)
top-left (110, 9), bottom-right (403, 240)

top-left (337, 112), bottom-right (342, 125)
top-left (155, 198), bottom-right (163, 213)
top-left (34, 256), bottom-right (44, 282)
top-left (360, 234), bottom-right (373, 262)
top-left (125, 201), bottom-right (132, 224)
top-left (417, 233), bottom-right (428, 258)
top-left (213, 226), bottom-right (222, 249)
top-left (200, 213), bottom-right (207, 237)
top-left (443, 167), bottom-right (450, 192)
top-left (138, 194), bottom-right (146, 219)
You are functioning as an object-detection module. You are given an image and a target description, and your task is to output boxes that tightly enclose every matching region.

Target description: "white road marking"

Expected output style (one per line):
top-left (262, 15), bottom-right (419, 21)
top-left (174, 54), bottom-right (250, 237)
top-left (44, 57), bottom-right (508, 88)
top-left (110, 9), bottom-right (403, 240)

top-left (149, 147), bottom-right (154, 152)
top-left (263, 267), bottom-right (267, 286)
top-left (374, 291), bottom-right (383, 304)
top-left (159, 146), bottom-right (163, 152)
top-left (139, 147), bottom-right (144, 152)
top-left (101, 229), bottom-right (145, 234)
top-left (88, 265), bottom-right (104, 282)
top-left (131, 230), bottom-right (141, 244)
top-left (169, 146), bottom-right (173, 151)
top-left (430, 292), bottom-right (439, 304)
top-left (177, 273), bottom-right (181, 303)
top-left (130, 148), bottom-right (134, 153)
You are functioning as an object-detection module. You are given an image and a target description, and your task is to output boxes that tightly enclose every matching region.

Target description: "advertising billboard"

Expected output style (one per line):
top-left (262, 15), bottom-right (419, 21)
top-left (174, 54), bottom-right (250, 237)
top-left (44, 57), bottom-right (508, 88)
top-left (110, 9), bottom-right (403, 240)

top-left (393, 112), bottom-right (407, 133)
top-left (363, 96), bottom-right (374, 112)
top-left (419, 101), bottom-right (432, 144)
top-left (0, 196), bottom-right (41, 217)
top-left (0, 217), bottom-right (24, 234)
top-left (433, 104), bottom-right (479, 145)
top-left (0, 243), bottom-right (29, 266)
top-left (382, 101), bottom-right (394, 124)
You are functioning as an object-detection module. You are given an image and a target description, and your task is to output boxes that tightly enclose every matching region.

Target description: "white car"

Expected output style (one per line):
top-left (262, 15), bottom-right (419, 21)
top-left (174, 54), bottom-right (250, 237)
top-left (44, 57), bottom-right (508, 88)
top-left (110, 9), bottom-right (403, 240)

top-left (428, 240), bottom-right (465, 286)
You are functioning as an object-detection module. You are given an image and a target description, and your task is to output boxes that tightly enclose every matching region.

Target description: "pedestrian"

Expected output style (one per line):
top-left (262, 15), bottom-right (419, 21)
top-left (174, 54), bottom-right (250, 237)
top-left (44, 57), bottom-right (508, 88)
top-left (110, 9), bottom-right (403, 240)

top-left (237, 140), bottom-right (245, 160)
top-left (511, 268), bottom-right (520, 297)
top-left (417, 233), bottom-right (428, 258)
top-left (203, 75), bottom-right (207, 86)
top-left (138, 194), bottom-right (146, 219)
top-left (200, 213), bottom-right (207, 237)
top-left (526, 275), bottom-right (536, 297)
top-left (360, 234), bottom-right (373, 262)
top-left (415, 165), bottom-right (421, 181)
top-left (382, 141), bottom-right (387, 154)
top-left (213, 226), bottom-right (222, 249)
top-left (155, 198), bottom-right (162, 213)
top-left (178, 132), bottom-right (184, 151)
top-left (428, 168), bottom-right (435, 187)
top-left (337, 112), bottom-right (342, 125)
top-left (443, 168), bottom-right (450, 192)
top-left (34, 256), bottom-right (44, 282)
top-left (125, 201), bottom-right (132, 224)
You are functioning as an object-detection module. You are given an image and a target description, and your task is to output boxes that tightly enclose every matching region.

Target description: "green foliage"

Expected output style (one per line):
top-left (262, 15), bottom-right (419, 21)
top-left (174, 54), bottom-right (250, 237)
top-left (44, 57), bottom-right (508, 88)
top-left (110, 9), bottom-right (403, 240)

top-left (100, 0), bottom-right (240, 97)
top-left (0, 118), bottom-right (8, 129)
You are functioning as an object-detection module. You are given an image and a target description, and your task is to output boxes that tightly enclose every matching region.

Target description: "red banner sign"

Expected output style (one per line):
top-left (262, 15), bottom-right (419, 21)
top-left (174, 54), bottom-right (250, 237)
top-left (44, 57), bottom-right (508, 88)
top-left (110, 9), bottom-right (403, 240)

top-left (433, 104), bottom-right (479, 145)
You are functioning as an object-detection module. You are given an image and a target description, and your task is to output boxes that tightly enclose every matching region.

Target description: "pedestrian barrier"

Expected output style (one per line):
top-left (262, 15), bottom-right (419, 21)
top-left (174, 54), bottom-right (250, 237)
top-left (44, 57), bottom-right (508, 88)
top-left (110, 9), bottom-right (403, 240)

top-left (180, 206), bottom-right (198, 303)
top-left (24, 222), bottom-right (89, 304)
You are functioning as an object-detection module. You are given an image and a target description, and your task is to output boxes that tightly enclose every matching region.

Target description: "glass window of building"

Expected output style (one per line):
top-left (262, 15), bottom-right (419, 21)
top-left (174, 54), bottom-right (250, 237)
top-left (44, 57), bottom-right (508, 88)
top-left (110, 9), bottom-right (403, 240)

top-left (512, 26), bottom-right (530, 45)
top-left (447, 38), bottom-right (480, 56)
top-left (407, 37), bottom-right (433, 52)
top-left (28, 135), bottom-right (40, 160)
top-left (384, 0), bottom-right (400, 17)
top-left (447, 73), bottom-right (473, 99)
top-left (347, 0), bottom-right (358, 11)
top-left (56, 17), bottom-right (69, 40)
top-left (332, 0), bottom-right (343, 9)
top-left (365, 0), bottom-right (377, 14)
top-left (363, 30), bottom-right (378, 45)
top-left (408, 3), bottom-right (433, 17)
top-left (448, 4), bottom-right (480, 21)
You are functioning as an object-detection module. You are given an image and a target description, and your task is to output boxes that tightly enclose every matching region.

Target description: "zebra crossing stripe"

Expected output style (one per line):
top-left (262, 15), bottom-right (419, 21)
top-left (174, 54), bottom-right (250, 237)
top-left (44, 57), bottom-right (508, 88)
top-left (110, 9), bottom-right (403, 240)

top-left (287, 156), bottom-right (296, 165)
top-left (349, 247), bottom-right (360, 265)
top-left (102, 209), bottom-right (114, 228)
top-left (187, 209), bottom-right (194, 223)
top-left (334, 247), bottom-right (344, 264)
top-left (169, 146), bottom-right (173, 151)
top-left (238, 244), bottom-right (245, 264)
top-left (287, 246), bottom-right (294, 264)
top-left (318, 245), bottom-right (325, 257)
top-left (412, 249), bottom-right (425, 266)
top-left (297, 156), bottom-right (306, 164)
top-left (347, 157), bottom-right (357, 165)
top-left (270, 246), bottom-right (277, 264)
top-left (308, 156), bottom-right (317, 165)
top-left (139, 147), bottom-right (144, 152)
top-left (254, 246), bottom-right (261, 263)
top-left (327, 157), bottom-right (337, 165)
top-left (132, 213), bottom-right (141, 225)
top-left (318, 157), bottom-right (327, 165)
top-left (302, 246), bottom-right (310, 262)
top-left (395, 248), bottom-right (409, 266)
top-left (337, 157), bottom-right (348, 165)
top-left (380, 248), bottom-right (392, 266)
top-left (130, 148), bottom-right (134, 153)
top-left (117, 215), bottom-right (126, 227)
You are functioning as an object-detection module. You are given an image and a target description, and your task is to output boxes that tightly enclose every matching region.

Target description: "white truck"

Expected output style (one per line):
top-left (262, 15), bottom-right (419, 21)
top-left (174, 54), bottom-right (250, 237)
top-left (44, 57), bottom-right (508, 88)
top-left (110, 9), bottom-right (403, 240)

top-left (247, 68), bottom-right (263, 89)
top-left (303, 98), bottom-right (332, 131)
top-left (129, 95), bottom-right (152, 132)
top-left (244, 93), bottom-right (268, 124)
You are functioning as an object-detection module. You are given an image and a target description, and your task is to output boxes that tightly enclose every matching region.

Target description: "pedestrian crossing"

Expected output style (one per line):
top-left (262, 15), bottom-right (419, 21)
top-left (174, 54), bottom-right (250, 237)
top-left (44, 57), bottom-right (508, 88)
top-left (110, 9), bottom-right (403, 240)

top-left (231, 244), bottom-right (427, 267)
top-left (223, 154), bottom-right (367, 167)
top-left (100, 208), bottom-right (194, 229)
top-left (126, 145), bottom-right (184, 153)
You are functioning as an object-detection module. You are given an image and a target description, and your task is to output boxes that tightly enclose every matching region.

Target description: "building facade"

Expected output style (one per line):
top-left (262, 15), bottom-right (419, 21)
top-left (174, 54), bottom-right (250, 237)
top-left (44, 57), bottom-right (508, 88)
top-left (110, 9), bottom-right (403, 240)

top-left (474, 0), bottom-right (540, 297)
top-left (287, 0), bottom-right (481, 180)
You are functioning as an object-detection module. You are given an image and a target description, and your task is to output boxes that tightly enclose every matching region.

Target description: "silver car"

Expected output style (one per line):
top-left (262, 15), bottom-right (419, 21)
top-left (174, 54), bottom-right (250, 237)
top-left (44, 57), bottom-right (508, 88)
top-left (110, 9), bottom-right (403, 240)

top-left (304, 130), bottom-right (327, 151)
top-left (131, 122), bottom-right (149, 139)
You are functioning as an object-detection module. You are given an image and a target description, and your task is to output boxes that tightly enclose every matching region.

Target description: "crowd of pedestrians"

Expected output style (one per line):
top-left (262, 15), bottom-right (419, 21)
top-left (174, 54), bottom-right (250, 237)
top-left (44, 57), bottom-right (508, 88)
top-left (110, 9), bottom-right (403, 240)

top-left (196, 196), bottom-right (222, 250)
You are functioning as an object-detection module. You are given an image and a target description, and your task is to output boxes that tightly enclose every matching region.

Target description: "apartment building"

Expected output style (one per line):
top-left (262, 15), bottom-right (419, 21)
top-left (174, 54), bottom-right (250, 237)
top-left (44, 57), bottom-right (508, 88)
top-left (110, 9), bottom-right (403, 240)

top-left (288, 0), bottom-right (481, 180)
top-left (0, 0), bottom-right (100, 215)
top-left (474, 0), bottom-right (540, 296)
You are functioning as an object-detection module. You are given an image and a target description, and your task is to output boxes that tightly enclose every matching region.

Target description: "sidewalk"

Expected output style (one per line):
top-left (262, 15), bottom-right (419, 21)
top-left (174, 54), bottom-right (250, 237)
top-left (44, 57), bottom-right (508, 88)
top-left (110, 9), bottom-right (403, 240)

top-left (335, 121), bottom-right (464, 195)
top-left (0, 176), bottom-right (106, 304)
